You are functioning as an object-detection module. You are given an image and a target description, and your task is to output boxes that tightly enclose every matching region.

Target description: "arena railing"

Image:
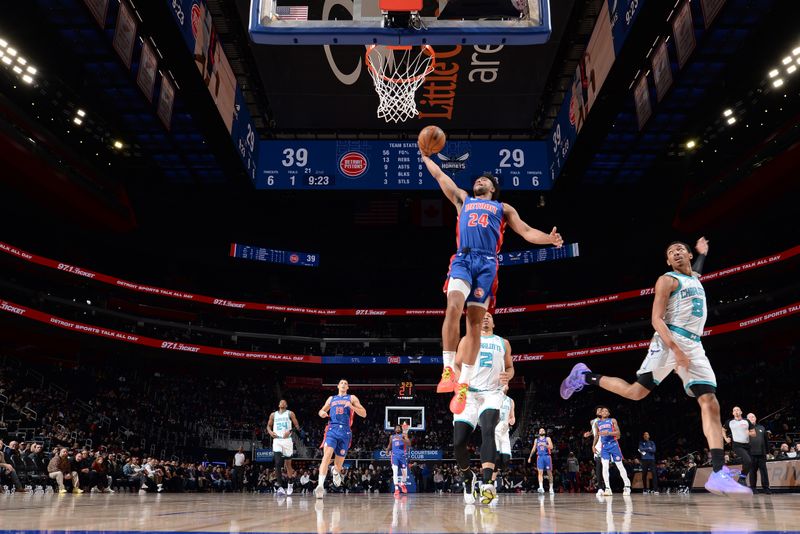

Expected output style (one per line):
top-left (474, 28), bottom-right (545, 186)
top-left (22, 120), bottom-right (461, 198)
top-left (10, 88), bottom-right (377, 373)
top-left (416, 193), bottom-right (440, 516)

top-left (1, 241), bottom-right (797, 316)
top-left (1, 298), bottom-right (797, 364)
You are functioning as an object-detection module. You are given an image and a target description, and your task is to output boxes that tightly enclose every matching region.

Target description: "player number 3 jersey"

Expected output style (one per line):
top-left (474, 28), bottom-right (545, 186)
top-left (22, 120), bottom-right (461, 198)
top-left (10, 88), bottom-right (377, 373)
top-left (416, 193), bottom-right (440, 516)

top-left (663, 271), bottom-right (707, 338)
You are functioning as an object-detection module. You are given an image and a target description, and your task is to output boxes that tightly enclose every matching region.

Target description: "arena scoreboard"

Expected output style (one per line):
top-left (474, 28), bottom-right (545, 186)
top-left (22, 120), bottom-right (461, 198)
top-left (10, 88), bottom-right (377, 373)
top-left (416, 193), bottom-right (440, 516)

top-left (396, 381), bottom-right (415, 401)
top-left (255, 140), bottom-right (551, 190)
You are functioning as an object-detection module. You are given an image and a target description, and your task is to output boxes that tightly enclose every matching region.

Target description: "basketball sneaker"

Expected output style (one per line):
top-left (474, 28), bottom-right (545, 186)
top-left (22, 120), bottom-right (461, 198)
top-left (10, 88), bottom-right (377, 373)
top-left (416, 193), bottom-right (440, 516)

top-left (314, 485), bottom-right (325, 499)
top-left (603, 489), bottom-right (612, 496)
top-left (286, 483), bottom-right (294, 496)
top-left (399, 483), bottom-right (407, 494)
top-left (437, 366), bottom-right (457, 393)
top-left (277, 486), bottom-right (286, 496)
top-left (623, 486), bottom-right (631, 496)
top-left (394, 487), bottom-right (400, 497)
top-left (537, 487), bottom-right (544, 494)
top-left (479, 483), bottom-right (497, 505)
top-left (549, 487), bottom-right (555, 495)
top-left (596, 488), bottom-right (604, 497)
top-left (463, 477), bottom-right (476, 505)
top-left (704, 469), bottom-right (753, 496)
top-left (560, 363), bottom-right (592, 400)
top-left (450, 383), bottom-right (469, 414)
top-left (332, 468), bottom-right (342, 487)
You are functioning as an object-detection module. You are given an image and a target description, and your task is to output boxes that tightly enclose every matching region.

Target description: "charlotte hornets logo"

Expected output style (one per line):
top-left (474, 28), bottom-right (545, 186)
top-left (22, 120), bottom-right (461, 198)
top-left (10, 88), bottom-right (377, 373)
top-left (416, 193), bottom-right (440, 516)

top-left (436, 151), bottom-right (470, 172)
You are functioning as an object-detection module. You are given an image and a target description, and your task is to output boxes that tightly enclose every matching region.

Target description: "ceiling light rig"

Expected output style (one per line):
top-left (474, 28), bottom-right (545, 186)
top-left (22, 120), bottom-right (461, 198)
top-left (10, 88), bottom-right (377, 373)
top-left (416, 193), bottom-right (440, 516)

top-left (0, 36), bottom-right (37, 85)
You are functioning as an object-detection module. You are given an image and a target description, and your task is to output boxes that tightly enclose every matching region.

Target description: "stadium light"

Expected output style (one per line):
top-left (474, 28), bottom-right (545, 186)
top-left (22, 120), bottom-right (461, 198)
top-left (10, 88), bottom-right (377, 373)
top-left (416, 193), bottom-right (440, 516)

top-left (5, 47), bottom-right (16, 57)
top-left (723, 109), bottom-right (733, 117)
top-left (0, 39), bottom-right (7, 47)
top-left (685, 140), bottom-right (697, 149)
top-left (76, 109), bottom-right (86, 117)
top-left (73, 117), bottom-right (83, 125)
top-left (793, 47), bottom-right (800, 56)
top-left (726, 117), bottom-right (736, 125)
top-left (769, 69), bottom-right (779, 78)
top-left (113, 140), bottom-right (124, 149)
top-left (773, 78), bottom-right (784, 88)
top-left (782, 56), bottom-right (792, 65)
top-left (787, 65), bottom-right (797, 74)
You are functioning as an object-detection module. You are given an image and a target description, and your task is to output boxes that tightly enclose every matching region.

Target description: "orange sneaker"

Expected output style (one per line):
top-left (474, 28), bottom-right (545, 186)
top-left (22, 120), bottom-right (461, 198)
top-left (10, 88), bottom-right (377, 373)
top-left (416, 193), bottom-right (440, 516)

top-left (394, 487), bottom-right (400, 497)
top-left (400, 483), bottom-right (407, 494)
top-left (436, 366), bottom-right (457, 393)
top-left (449, 383), bottom-right (468, 414)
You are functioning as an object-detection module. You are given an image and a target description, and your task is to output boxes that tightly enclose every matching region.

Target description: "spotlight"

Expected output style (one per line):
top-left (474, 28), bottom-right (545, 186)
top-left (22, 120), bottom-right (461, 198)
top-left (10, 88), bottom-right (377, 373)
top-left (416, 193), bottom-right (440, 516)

top-left (16, 57), bottom-right (26, 65)
top-left (26, 66), bottom-right (36, 74)
top-left (73, 117), bottom-right (83, 125)
top-left (723, 109), bottom-right (733, 117)
top-left (726, 117), bottom-right (736, 125)
top-left (773, 78), bottom-right (784, 88)
top-left (12, 65), bottom-right (21, 74)
top-left (782, 56), bottom-right (792, 65)
top-left (21, 74), bottom-right (32, 84)
top-left (685, 140), bottom-right (697, 149)
top-left (113, 140), bottom-right (124, 149)
top-left (76, 109), bottom-right (86, 117)
top-left (788, 65), bottom-right (797, 74)
top-left (0, 39), bottom-right (7, 47)
top-left (769, 69), bottom-right (779, 78)
top-left (1, 56), bottom-right (11, 65)
top-left (793, 47), bottom-right (800, 56)
top-left (6, 47), bottom-right (16, 57)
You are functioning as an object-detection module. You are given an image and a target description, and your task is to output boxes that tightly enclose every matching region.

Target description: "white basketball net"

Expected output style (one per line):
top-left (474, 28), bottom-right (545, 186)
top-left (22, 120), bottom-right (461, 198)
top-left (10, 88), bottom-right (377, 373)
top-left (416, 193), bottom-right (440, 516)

top-left (366, 45), bottom-right (435, 124)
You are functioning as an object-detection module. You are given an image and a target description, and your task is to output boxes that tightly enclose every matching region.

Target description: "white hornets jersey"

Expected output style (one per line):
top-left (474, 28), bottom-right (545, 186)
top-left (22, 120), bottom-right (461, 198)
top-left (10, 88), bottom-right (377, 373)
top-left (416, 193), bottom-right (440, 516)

top-left (497, 396), bottom-right (512, 432)
top-left (663, 271), bottom-right (707, 338)
top-left (469, 334), bottom-right (506, 392)
top-left (272, 410), bottom-right (292, 436)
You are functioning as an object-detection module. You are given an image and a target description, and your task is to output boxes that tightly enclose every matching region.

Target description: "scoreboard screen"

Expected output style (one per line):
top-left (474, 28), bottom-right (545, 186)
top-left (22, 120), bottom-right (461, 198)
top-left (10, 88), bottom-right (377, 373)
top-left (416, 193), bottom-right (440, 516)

top-left (255, 140), bottom-right (551, 190)
top-left (396, 381), bottom-right (415, 401)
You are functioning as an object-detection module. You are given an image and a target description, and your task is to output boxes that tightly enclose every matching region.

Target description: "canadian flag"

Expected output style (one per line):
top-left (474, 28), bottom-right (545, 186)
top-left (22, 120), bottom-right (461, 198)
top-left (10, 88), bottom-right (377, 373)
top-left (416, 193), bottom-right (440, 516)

top-left (417, 198), bottom-right (443, 227)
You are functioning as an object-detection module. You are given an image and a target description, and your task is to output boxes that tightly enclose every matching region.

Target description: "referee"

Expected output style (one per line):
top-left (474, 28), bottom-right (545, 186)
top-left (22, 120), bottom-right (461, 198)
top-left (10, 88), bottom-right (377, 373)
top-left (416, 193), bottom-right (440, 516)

top-left (724, 406), bottom-right (753, 486)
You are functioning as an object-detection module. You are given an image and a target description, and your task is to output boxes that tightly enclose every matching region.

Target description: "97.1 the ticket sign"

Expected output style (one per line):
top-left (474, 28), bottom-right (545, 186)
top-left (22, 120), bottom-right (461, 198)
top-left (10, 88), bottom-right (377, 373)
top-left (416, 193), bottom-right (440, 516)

top-left (255, 140), bottom-right (551, 190)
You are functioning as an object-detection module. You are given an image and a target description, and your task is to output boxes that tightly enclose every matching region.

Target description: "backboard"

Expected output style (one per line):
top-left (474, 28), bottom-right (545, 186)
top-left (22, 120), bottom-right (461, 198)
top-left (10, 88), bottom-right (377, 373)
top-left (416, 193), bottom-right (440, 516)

top-left (249, 0), bottom-right (551, 45)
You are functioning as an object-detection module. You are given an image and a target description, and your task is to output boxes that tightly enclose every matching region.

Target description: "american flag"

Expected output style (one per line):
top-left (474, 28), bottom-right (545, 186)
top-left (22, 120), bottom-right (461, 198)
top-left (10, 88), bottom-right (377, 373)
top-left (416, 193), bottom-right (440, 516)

top-left (275, 5), bottom-right (309, 20)
top-left (354, 200), bottom-right (399, 225)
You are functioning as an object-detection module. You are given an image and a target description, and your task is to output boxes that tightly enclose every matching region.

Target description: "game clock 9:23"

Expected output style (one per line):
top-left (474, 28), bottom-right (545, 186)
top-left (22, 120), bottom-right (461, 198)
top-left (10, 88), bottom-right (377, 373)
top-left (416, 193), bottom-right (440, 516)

top-left (306, 175), bottom-right (335, 187)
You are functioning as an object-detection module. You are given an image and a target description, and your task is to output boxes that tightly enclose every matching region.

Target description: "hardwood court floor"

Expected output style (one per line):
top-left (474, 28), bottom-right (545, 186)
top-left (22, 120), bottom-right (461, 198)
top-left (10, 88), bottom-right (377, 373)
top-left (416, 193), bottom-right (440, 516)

top-left (0, 491), bottom-right (797, 533)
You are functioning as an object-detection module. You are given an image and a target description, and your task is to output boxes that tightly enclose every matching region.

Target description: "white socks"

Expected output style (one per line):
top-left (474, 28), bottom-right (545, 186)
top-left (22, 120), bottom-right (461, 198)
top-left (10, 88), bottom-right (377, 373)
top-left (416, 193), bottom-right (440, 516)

top-left (443, 351), bottom-right (456, 369)
top-left (318, 473), bottom-right (325, 487)
top-left (392, 464), bottom-right (399, 485)
top-left (615, 461), bottom-right (631, 486)
top-left (460, 364), bottom-right (473, 385)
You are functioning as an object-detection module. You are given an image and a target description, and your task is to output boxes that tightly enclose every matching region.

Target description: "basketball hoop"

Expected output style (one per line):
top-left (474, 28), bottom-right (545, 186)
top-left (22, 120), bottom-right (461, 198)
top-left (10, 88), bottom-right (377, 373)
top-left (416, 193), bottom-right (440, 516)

top-left (365, 45), bottom-right (435, 124)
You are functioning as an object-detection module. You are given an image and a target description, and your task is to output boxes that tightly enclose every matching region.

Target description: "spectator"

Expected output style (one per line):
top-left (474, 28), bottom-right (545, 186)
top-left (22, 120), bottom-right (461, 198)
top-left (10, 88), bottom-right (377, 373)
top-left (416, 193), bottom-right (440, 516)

top-left (746, 413), bottom-right (770, 494)
top-left (91, 456), bottom-right (114, 493)
top-left (639, 431), bottom-right (658, 494)
top-left (565, 452), bottom-right (579, 492)
top-left (47, 448), bottom-right (72, 493)
top-left (0, 445), bottom-right (27, 492)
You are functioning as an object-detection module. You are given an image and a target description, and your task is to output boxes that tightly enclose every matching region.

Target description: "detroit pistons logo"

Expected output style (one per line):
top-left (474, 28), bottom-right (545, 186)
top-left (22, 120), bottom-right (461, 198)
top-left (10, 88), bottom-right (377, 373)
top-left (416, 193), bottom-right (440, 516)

top-left (473, 288), bottom-right (485, 299)
top-left (339, 152), bottom-right (368, 177)
top-left (289, 254), bottom-right (299, 264)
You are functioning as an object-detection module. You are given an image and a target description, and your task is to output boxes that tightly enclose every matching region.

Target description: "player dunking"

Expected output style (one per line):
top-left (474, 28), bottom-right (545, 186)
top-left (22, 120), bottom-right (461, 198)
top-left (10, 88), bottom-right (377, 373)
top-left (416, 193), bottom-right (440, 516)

top-left (527, 428), bottom-right (555, 494)
top-left (267, 399), bottom-right (301, 496)
top-left (492, 386), bottom-right (515, 488)
top-left (421, 154), bottom-right (562, 414)
top-left (560, 239), bottom-right (751, 495)
top-left (593, 407), bottom-right (631, 495)
top-left (386, 424), bottom-right (411, 496)
top-left (315, 380), bottom-right (367, 499)
top-left (452, 311), bottom-right (513, 505)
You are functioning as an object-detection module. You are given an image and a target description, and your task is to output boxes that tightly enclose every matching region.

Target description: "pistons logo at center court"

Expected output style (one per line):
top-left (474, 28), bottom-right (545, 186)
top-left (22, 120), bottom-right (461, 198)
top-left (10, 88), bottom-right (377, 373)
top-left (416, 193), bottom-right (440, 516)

top-left (339, 152), bottom-right (368, 177)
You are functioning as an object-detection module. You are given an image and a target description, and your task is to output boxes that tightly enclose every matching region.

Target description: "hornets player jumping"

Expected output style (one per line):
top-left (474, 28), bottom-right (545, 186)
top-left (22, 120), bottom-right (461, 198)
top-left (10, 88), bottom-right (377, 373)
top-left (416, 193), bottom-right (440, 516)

top-left (560, 239), bottom-right (751, 496)
top-left (421, 153), bottom-right (563, 415)
top-left (385, 425), bottom-right (411, 496)
top-left (527, 428), bottom-right (555, 494)
top-left (314, 379), bottom-right (367, 499)
top-left (452, 312), bottom-right (513, 506)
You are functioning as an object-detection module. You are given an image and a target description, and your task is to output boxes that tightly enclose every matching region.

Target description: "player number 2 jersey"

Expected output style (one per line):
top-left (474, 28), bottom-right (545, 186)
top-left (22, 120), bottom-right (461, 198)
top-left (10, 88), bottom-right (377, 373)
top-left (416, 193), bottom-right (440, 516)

top-left (456, 197), bottom-right (505, 253)
top-left (272, 410), bottom-right (292, 436)
top-left (469, 334), bottom-right (506, 392)
top-left (663, 271), bottom-right (707, 337)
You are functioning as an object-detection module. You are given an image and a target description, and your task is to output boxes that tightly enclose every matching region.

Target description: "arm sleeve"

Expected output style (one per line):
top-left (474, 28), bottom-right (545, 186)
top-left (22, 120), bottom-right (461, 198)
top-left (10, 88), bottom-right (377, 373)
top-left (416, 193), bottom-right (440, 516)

top-left (692, 254), bottom-right (706, 274)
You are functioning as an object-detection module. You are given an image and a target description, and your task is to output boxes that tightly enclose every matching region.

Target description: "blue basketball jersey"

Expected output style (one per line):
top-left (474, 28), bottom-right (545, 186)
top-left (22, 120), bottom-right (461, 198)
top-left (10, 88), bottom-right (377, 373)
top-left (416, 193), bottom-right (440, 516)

top-left (535, 436), bottom-right (550, 456)
top-left (456, 197), bottom-right (505, 253)
top-left (391, 433), bottom-right (407, 458)
top-left (596, 418), bottom-right (616, 446)
top-left (329, 394), bottom-right (353, 427)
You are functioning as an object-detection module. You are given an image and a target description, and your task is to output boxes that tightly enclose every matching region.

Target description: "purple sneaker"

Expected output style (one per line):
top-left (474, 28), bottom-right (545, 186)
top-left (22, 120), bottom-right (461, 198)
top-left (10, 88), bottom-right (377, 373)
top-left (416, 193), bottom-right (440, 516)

top-left (560, 363), bottom-right (591, 400)
top-left (704, 469), bottom-right (753, 496)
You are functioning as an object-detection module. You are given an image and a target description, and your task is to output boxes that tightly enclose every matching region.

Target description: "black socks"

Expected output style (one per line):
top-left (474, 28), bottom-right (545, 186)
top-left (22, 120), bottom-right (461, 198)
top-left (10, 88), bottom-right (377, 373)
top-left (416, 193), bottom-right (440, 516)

top-left (584, 372), bottom-right (603, 385)
top-left (711, 448), bottom-right (724, 473)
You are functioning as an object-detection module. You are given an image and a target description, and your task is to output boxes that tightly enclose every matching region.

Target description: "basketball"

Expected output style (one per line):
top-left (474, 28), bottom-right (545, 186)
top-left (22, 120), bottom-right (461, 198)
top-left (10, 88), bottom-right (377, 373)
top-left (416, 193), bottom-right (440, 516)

top-left (417, 125), bottom-right (446, 156)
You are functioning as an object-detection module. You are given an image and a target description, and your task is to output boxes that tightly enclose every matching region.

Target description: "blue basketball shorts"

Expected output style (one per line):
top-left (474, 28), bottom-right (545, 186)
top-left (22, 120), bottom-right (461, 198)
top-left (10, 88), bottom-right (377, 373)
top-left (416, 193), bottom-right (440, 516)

top-left (323, 424), bottom-right (351, 457)
top-left (537, 455), bottom-right (552, 471)
top-left (445, 251), bottom-right (499, 307)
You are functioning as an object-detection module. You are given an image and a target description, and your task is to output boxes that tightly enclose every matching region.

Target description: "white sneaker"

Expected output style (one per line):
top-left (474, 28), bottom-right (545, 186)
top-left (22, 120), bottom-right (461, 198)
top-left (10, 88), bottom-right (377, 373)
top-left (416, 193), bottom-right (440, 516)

top-left (623, 486), bottom-right (631, 496)
top-left (138, 489), bottom-right (147, 494)
top-left (549, 488), bottom-right (555, 495)
top-left (104, 488), bottom-right (115, 493)
top-left (90, 487), bottom-right (99, 493)
top-left (596, 488), bottom-right (604, 497)
top-left (479, 483), bottom-right (497, 505)
top-left (537, 487), bottom-right (544, 494)
top-left (287, 483), bottom-right (294, 496)
top-left (463, 479), bottom-right (476, 505)
top-left (314, 485), bottom-right (325, 499)
top-left (332, 468), bottom-right (342, 487)
top-left (603, 489), bottom-right (612, 496)
top-left (277, 486), bottom-right (286, 496)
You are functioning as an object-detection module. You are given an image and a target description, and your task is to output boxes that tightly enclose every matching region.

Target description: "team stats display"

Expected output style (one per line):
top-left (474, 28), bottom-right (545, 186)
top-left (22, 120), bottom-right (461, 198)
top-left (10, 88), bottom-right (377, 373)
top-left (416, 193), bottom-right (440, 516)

top-left (255, 140), bottom-right (551, 190)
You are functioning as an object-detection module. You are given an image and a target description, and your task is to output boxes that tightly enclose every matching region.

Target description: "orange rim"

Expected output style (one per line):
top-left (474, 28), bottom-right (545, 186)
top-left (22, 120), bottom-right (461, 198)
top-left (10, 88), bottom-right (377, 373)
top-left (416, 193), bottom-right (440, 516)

top-left (365, 44), bottom-right (436, 84)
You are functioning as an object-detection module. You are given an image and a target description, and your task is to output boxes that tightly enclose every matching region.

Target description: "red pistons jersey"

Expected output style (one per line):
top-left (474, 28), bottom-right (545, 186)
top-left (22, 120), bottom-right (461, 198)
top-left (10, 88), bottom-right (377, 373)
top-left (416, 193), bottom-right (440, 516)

top-left (456, 197), bottom-right (505, 253)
